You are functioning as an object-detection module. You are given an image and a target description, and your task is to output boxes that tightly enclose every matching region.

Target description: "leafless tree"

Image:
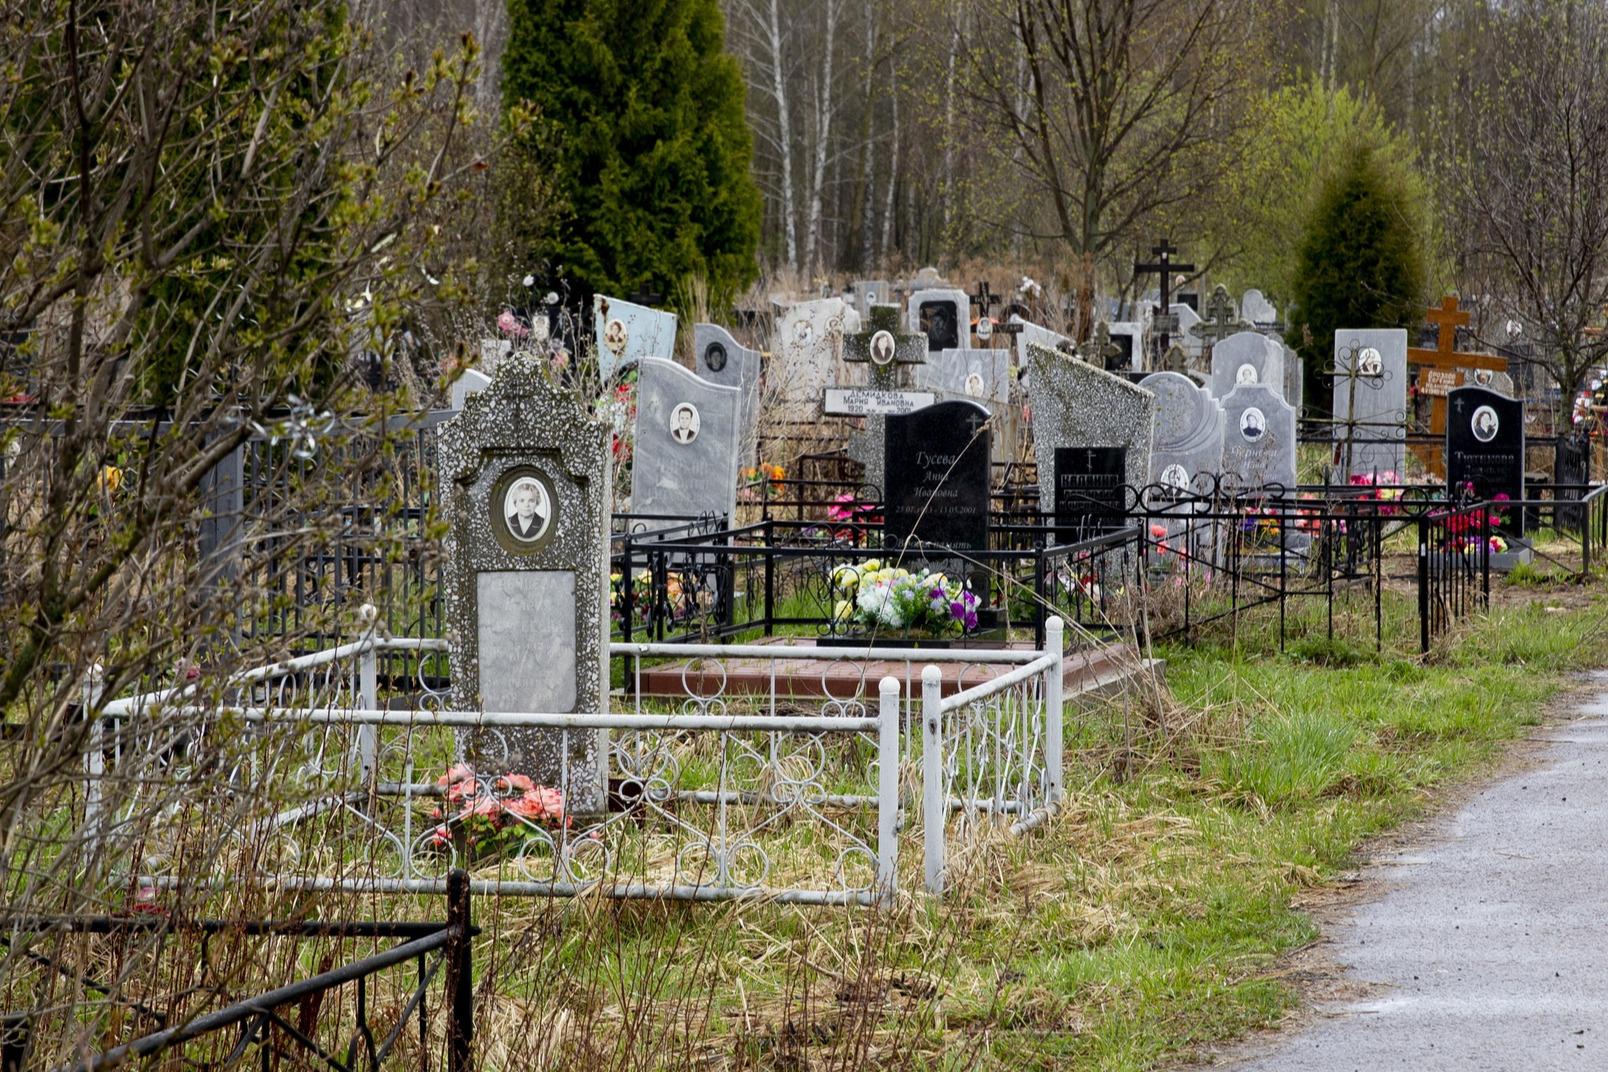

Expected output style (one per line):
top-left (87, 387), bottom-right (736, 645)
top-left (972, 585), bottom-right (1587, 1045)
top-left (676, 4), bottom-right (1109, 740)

top-left (1452, 0), bottom-right (1608, 411)
top-left (958, 0), bottom-right (1256, 336)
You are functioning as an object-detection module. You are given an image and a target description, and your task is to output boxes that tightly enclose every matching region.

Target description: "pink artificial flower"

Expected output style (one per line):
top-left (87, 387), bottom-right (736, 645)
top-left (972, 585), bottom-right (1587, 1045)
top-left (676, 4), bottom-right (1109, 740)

top-left (496, 773), bottom-right (535, 793)
top-left (438, 763), bottom-right (475, 787)
top-left (496, 309), bottom-right (529, 338)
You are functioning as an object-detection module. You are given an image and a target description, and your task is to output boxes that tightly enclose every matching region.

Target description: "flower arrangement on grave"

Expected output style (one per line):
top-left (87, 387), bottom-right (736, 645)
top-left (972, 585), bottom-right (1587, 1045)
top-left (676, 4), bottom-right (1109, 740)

top-left (830, 560), bottom-right (979, 635)
top-left (824, 492), bottom-right (881, 538)
top-left (609, 569), bottom-right (694, 625)
top-left (605, 372), bottom-right (638, 464)
top-left (1348, 470), bottom-right (1403, 515)
top-left (426, 764), bottom-right (567, 855)
top-left (738, 463), bottom-right (786, 503)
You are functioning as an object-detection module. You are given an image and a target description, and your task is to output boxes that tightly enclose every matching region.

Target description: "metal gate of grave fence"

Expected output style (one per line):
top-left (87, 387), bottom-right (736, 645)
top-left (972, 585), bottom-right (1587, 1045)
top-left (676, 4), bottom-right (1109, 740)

top-left (88, 621), bottom-right (1069, 905)
top-left (1, 875), bottom-right (475, 1072)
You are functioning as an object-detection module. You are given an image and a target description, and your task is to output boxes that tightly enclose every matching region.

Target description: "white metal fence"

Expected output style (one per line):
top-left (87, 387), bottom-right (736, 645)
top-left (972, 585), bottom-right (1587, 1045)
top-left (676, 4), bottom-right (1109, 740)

top-left (93, 620), bottom-right (1066, 904)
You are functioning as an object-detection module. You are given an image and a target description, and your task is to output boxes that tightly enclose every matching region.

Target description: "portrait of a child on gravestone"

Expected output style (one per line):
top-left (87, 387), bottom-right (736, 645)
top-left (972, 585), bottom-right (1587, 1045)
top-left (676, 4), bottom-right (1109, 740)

top-left (504, 477), bottom-right (551, 542)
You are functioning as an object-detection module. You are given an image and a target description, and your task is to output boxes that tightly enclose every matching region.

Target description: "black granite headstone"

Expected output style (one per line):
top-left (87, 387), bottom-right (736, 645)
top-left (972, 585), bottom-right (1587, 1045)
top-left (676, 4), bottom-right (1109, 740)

top-left (884, 400), bottom-right (991, 551)
top-left (1446, 386), bottom-right (1526, 536)
top-left (1556, 429), bottom-right (1590, 533)
top-left (1054, 447), bottom-right (1128, 542)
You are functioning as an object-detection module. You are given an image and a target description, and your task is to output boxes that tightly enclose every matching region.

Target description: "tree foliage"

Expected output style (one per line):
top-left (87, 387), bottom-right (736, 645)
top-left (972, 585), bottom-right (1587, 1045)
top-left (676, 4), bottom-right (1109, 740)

top-left (501, 0), bottom-right (762, 310)
top-left (1287, 146), bottom-right (1428, 400)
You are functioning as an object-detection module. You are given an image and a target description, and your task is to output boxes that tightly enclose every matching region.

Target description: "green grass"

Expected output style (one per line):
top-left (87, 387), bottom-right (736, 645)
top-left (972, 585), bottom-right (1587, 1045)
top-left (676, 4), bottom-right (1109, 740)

top-left (445, 583), bottom-right (1608, 1069)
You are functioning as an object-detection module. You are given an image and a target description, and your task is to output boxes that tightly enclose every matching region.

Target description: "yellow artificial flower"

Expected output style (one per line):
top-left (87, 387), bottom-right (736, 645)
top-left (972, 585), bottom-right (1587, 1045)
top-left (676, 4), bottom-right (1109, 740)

top-left (97, 465), bottom-right (123, 494)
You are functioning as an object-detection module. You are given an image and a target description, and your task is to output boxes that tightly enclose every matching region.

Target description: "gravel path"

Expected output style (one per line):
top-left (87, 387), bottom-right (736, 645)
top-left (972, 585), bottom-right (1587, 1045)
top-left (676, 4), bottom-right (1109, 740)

top-left (1218, 673), bottom-right (1608, 1071)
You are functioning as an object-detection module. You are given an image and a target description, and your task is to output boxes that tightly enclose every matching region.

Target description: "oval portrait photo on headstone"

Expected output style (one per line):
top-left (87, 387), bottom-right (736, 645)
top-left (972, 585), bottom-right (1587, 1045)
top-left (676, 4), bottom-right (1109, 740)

top-left (603, 318), bottom-right (628, 355)
top-left (670, 402), bottom-right (701, 445)
top-left (1473, 368), bottom-right (1493, 387)
top-left (1239, 406), bottom-right (1267, 442)
top-left (1358, 347), bottom-right (1383, 376)
top-left (490, 466), bottom-right (557, 554)
top-left (964, 372), bottom-right (986, 398)
top-left (1472, 404), bottom-right (1499, 443)
top-left (870, 329), bottom-right (896, 366)
top-left (1161, 463), bottom-right (1191, 491)
top-left (976, 316), bottom-right (993, 341)
top-left (1235, 363), bottom-right (1258, 385)
top-left (704, 342), bottom-right (727, 373)
top-left (794, 320), bottom-right (814, 346)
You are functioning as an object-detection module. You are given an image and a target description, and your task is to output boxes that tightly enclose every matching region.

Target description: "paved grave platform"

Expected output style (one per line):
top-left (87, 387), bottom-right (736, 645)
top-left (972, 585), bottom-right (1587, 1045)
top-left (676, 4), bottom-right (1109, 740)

top-left (630, 638), bottom-right (1150, 700)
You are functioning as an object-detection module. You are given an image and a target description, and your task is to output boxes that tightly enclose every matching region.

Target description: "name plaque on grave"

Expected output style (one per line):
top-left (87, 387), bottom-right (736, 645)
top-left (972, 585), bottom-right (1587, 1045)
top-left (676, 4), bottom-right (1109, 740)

top-left (1421, 369), bottom-right (1459, 397)
top-left (1054, 447), bottom-right (1128, 541)
top-left (822, 387), bottom-right (938, 416)
top-left (884, 401), bottom-right (991, 553)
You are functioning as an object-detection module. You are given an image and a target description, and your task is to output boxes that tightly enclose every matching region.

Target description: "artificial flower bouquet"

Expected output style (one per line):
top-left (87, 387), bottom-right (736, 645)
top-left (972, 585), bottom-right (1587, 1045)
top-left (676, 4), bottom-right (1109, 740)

top-left (426, 764), bottom-right (567, 856)
top-left (829, 559), bottom-right (980, 636)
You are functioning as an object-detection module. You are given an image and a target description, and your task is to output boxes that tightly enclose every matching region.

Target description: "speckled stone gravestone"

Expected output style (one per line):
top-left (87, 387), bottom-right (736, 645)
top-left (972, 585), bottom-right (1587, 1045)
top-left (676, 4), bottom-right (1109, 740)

top-left (1332, 329), bottom-right (1407, 480)
top-left (774, 297), bottom-right (848, 420)
top-left (1138, 371), bottom-right (1225, 492)
top-left (439, 353), bottom-right (611, 813)
top-left (693, 323), bottom-right (763, 462)
top-left (592, 294), bottom-right (677, 382)
top-left (1219, 382), bottom-right (1297, 491)
top-left (630, 358), bottom-right (742, 530)
top-left (1209, 331), bottom-right (1285, 401)
top-left (1025, 341), bottom-right (1155, 515)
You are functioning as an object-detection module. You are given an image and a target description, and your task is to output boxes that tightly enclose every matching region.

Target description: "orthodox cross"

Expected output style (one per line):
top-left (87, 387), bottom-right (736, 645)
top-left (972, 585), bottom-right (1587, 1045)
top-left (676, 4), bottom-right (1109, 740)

top-left (968, 280), bottom-right (1020, 345)
top-left (1189, 285), bottom-right (1245, 355)
top-left (841, 304), bottom-right (926, 389)
top-left (1133, 239), bottom-right (1196, 353)
top-left (1084, 322), bottom-right (1125, 370)
top-left (1407, 296), bottom-right (1507, 475)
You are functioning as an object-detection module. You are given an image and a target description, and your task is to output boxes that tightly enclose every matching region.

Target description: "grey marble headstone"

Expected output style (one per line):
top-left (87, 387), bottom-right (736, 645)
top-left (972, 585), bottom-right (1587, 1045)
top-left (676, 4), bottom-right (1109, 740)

top-left (439, 353), bottom-right (611, 812)
top-left (1138, 371), bottom-right (1225, 492)
top-left (852, 279), bottom-right (893, 318)
top-left (905, 288), bottom-right (970, 352)
top-left (1332, 328), bottom-right (1407, 480)
top-left (593, 294), bottom-right (677, 381)
top-left (693, 323), bottom-right (762, 461)
top-left (1171, 303), bottom-right (1204, 362)
top-left (1469, 367), bottom-right (1517, 396)
top-left (1010, 315), bottom-right (1072, 370)
top-left (1219, 383), bottom-right (1297, 491)
top-left (450, 368), bottom-right (492, 411)
top-left (1280, 342), bottom-right (1304, 416)
top-left (1241, 289), bottom-right (1278, 325)
top-left (630, 358), bottom-right (742, 529)
top-left (1026, 342), bottom-right (1155, 513)
top-left (774, 297), bottom-right (848, 411)
top-left (1210, 331), bottom-right (1285, 400)
top-left (916, 347), bottom-right (1011, 404)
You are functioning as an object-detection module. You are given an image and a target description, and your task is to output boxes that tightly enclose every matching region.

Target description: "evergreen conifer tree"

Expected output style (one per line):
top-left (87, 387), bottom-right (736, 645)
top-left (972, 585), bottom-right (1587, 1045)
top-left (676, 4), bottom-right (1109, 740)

top-left (501, 0), bottom-right (761, 312)
top-left (1288, 146), bottom-right (1428, 410)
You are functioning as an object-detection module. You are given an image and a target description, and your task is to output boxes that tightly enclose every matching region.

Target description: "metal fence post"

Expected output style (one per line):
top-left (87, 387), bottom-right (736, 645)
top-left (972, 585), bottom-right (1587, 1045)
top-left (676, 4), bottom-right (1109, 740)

top-left (921, 666), bottom-right (945, 896)
top-left (445, 868), bottom-right (473, 1072)
top-left (876, 676), bottom-right (900, 905)
top-left (1417, 517), bottom-right (1430, 655)
top-left (1044, 617), bottom-right (1064, 805)
top-left (357, 606), bottom-right (378, 782)
top-left (82, 662), bottom-right (106, 837)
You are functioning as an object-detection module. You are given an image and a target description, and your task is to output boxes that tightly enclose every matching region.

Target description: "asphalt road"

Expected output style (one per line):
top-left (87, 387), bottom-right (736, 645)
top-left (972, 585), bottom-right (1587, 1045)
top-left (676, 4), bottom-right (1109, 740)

top-left (1219, 673), bottom-right (1608, 1071)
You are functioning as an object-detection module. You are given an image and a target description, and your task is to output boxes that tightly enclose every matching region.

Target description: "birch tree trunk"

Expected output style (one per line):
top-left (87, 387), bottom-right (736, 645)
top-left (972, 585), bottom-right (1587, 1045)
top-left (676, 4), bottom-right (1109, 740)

top-left (765, 0), bottom-right (799, 269)
top-left (804, 0), bottom-right (839, 273)
top-left (880, 52), bottom-right (900, 260)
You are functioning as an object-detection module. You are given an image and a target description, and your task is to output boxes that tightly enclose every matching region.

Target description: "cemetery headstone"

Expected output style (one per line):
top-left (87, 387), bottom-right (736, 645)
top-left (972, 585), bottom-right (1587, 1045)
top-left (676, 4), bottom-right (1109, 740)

top-left (1241, 289), bottom-right (1278, 325)
top-left (693, 323), bottom-right (764, 462)
top-left (630, 358), bottom-right (743, 530)
top-left (1281, 342), bottom-right (1304, 416)
top-left (1556, 429), bottom-right (1590, 532)
top-left (1219, 383), bottom-right (1297, 491)
top-left (1171, 303), bottom-right (1204, 364)
top-left (774, 297), bottom-right (849, 416)
top-left (883, 400), bottom-right (991, 554)
top-left (906, 288), bottom-right (970, 353)
top-left (593, 294), bottom-right (677, 381)
top-left (1026, 341), bottom-right (1155, 515)
top-left (834, 305), bottom-right (932, 491)
top-left (852, 279), bottom-right (893, 319)
top-left (1009, 315), bottom-right (1073, 373)
top-left (440, 353), bottom-right (610, 812)
top-left (916, 347), bottom-right (1011, 404)
top-left (1138, 371), bottom-right (1225, 493)
top-left (450, 368), bottom-right (492, 411)
top-left (1132, 239), bottom-right (1195, 353)
top-left (1409, 296), bottom-right (1508, 475)
top-left (1053, 446), bottom-right (1129, 541)
top-left (1332, 329), bottom-right (1407, 480)
top-left (1108, 322), bottom-right (1144, 371)
top-left (1209, 331), bottom-right (1285, 400)
top-left (1446, 385), bottom-right (1526, 537)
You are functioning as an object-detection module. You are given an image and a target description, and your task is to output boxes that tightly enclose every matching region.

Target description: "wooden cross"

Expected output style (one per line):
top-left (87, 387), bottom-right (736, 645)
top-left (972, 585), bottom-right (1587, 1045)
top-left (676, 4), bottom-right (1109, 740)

top-left (1408, 296), bottom-right (1508, 475)
top-left (1133, 239), bottom-right (1195, 353)
top-left (1189, 285), bottom-right (1245, 353)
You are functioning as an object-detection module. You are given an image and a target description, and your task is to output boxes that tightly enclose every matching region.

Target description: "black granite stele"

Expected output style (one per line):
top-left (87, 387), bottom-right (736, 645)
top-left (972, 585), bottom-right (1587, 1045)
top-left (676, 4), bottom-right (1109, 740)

top-left (1054, 446), bottom-right (1128, 542)
top-left (1446, 385), bottom-right (1526, 536)
top-left (884, 400), bottom-right (991, 552)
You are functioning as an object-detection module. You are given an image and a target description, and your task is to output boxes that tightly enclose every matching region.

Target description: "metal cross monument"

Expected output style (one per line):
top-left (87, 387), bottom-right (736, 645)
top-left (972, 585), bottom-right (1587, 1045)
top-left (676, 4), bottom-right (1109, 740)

top-left (1133, 239), bottom-right (1196, 354)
